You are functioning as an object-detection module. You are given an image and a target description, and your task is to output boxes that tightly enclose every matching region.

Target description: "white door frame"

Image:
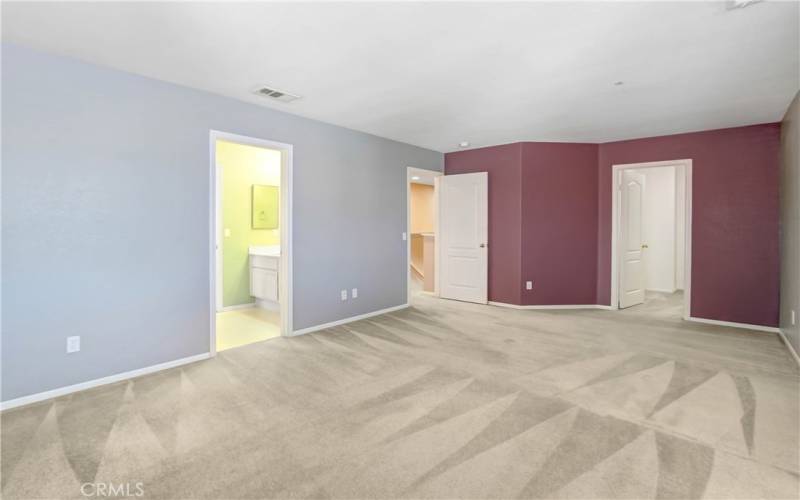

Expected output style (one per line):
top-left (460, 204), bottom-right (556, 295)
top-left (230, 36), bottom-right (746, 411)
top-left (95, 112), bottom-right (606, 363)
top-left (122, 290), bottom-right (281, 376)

top-left (611, 159), bottom-right (692, 319)
top-left (210, 130), bottom-right (293, 355)
top-left (406, 166), bottom-right (443, 304)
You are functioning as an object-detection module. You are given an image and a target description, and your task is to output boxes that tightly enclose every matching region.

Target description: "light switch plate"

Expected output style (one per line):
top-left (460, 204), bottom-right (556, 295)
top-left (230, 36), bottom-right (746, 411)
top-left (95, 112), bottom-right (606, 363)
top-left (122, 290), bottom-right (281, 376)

top-left (341, 289), bottom-right (348, 301)
top-left (526, 281), bottom-right (533, 290)
top-left (67, 336), bottom-right (80, 353)
top-left (792, 310), bottom-right (796, 326)
top-left (352, 288), bottom-right (358, 299)
top-left (402, 232), bottom-right (407, 241)
top-left (224, 228), bottom-right (231, 238)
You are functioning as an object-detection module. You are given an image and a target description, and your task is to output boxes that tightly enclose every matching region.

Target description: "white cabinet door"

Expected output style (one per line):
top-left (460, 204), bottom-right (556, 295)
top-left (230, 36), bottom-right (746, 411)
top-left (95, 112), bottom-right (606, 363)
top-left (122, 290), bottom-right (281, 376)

top-left (251, 268), bottom-right (278, 302)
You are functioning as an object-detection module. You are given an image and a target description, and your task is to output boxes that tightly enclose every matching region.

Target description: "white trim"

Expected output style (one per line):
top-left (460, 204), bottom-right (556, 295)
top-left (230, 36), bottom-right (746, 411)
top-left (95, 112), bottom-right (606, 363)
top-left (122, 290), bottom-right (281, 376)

top-left (254, 299), bottom-right (280, 312)
top-left (291, 304), bottom-right (409, 336)
top-left (434, 175), bottom-right (441, 296)
top-left (407, 166), bottom-right (443, 304)
top-left (646, 288), bottom-right (678, 294)
top-left (1, 353), bottom-right (211, 412)
top-left (611, 159), bottom-right (692, 319)
top-left (210, 130), bottom-right (294, 357)
top-left (215, 161), bottom-right (223, 311)
top-left (219, 303), bottom-right (256, 312)
top-left (778, 329), bottom-right (800, 367)
top-left (686, 316), bottom-right (780, 334)
top-left (489, 301), bottom-right (614, 310)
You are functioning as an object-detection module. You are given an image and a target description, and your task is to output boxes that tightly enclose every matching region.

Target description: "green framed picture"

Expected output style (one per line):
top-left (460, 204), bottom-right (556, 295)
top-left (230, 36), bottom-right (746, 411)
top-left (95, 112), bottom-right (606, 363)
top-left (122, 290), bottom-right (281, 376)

top-left (252, 184), bottom-right (279, 229)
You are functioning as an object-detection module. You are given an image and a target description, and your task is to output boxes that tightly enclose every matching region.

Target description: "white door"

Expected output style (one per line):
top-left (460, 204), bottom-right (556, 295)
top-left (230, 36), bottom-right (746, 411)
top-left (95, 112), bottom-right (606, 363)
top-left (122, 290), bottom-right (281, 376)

top-left (438, 172), bottom-right (488, 303)
top-left (619, 170), bottom-right (646, 308)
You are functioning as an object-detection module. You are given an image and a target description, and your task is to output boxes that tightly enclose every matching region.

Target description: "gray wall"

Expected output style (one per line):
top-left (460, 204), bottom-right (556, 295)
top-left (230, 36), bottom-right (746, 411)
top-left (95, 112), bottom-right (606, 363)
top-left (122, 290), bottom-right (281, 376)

top-left (1, 43), bottom-right (442, 402)
top-left (780, 90), bottom-right (800, 355)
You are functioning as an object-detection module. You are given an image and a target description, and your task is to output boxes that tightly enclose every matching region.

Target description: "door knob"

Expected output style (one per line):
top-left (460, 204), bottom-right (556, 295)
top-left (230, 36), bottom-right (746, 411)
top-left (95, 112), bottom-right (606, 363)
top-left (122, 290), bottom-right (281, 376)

top-left (641, 243), bottom-right (649, 249)
top-left (479, 243), bottom-right (487, 248)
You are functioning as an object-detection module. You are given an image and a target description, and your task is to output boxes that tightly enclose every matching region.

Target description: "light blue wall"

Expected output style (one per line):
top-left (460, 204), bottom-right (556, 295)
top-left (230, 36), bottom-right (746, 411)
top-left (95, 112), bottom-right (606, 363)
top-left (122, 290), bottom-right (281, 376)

top-left (1, 43), bottom-right (442, 402)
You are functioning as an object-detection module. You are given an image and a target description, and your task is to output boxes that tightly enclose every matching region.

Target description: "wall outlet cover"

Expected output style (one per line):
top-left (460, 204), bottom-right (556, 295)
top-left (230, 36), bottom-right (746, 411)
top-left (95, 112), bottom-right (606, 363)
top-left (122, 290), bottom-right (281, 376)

top-left (340, 289), bottom-right (348, 301)
top-left (352, 288), bottom-right (358, 298)
top-left (526, 281), bottom-right (533, 290)
top-left (402, 232), bottom-right (407, 241)
top-left (67, 336), bottom-right (80, 353)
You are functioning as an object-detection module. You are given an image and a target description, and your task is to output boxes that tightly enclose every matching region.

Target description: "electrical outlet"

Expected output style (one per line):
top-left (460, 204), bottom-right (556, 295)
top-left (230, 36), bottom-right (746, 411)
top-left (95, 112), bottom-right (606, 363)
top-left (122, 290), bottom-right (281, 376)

top-left (66, 336), bottom-right (80, 353)
top-left (402, 232), bottom-right (407, 241)
top-left (526, 281), bottom-right (533, 290)
top-left (341, 289), bottom-right (348, 301)
top-left (352, 288), bottom-right (358, 299)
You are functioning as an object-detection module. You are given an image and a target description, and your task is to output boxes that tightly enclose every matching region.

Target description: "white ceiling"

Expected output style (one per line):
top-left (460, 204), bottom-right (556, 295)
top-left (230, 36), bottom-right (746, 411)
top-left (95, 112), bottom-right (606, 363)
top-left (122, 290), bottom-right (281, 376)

top-left (3, 2), bottom-right (798, 152)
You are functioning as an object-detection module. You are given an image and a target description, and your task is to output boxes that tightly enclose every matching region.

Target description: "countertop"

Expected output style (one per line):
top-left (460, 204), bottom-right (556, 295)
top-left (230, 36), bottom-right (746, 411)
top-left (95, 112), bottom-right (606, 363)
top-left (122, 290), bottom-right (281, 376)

top-left (249, 245), bottom-right (281, 257)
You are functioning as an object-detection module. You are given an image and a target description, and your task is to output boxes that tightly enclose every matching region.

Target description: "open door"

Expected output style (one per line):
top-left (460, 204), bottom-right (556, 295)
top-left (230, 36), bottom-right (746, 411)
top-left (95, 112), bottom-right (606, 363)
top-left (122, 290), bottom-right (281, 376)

top-left (619, 170), bottom-right (646, 308)
top-left (438, 172), bottom-right (488, 304)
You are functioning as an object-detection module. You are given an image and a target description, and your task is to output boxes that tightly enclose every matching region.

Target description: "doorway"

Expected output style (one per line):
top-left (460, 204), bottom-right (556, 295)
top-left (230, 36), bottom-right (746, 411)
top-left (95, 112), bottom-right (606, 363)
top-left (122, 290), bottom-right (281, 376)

top-left (611, 159), bottom-right (692, 319)
top-left (405, 168), bottom-right (490, 306)
top-left (407, 167), bottom-right (442, 301)
top-left (210, 131), bottom-right (293, 353)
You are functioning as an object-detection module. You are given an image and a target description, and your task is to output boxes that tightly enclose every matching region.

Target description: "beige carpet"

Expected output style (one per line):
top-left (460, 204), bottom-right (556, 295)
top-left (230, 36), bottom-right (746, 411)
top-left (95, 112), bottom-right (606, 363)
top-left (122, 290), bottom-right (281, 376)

top-left (2, 292), bottom-right (798, 499)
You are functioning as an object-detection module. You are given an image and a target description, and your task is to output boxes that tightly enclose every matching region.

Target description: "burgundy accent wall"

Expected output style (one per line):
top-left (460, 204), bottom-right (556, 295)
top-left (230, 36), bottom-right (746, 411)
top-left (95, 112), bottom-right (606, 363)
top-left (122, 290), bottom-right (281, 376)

top-left (444, 142), bottom-right (599, 306)
top-left (445, 143), bottom-right (522, 304)
top-left (444, 124), bottom-right (780, 326)
top-left (521, 142), bottom-right (599, 305)
top-left (597, 124), bottom-right (781, 326)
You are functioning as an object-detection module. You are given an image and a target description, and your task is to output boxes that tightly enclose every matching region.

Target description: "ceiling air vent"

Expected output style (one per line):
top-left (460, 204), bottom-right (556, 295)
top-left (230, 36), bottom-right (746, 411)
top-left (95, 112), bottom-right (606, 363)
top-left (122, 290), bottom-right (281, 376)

top-left (253, 85), bottom-right (301, 103)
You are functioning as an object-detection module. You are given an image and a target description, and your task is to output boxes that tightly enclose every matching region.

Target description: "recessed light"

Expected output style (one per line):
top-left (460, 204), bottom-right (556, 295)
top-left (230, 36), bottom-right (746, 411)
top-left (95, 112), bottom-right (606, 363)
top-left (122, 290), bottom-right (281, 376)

top-left (459, 141), bottom-right (470, 148)
top-left (411, 176), bottom-right (421, 181)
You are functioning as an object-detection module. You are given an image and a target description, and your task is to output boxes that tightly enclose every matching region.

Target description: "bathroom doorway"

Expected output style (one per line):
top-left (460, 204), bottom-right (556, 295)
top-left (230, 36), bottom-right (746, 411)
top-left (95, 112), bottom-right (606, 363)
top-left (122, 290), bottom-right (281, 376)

top-left (210, 131), bottom-right (293, 353)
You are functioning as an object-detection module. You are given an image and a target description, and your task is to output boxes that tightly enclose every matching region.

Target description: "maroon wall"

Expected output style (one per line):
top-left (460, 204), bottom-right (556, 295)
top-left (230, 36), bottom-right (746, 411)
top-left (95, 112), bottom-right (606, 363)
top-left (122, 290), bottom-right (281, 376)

top-left (597, 124), bottom-right (782, 326)
top-left (444, 124), bottom-right (781, 327)
top-left (445, 143), bottom-right (523, 304)
top-left (521, 142), bottom-right (599, 305)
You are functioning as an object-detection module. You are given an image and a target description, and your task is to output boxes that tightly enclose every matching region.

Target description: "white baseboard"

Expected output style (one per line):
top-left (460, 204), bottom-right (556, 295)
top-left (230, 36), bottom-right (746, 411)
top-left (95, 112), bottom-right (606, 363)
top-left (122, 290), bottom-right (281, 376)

top-left (686, 316), bottom-right (780, 334)
top-left (291, 304), bottom-right (409, 336)
top-left (219, 303), bottom-right (255, 312)
top-left (778, 329), bottom-right (800, 367)
top-left (255, 299), bottom-right (280, 312)
top-left (1, 352), bottom-right (211, 412)
top-left (489, 301), bottom-right (613, 311)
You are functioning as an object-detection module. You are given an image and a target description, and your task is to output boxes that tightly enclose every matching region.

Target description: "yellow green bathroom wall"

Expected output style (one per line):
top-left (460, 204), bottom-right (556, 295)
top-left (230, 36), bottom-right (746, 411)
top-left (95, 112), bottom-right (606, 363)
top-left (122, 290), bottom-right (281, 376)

top-left (217, 140), bottom-right (281, 307)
